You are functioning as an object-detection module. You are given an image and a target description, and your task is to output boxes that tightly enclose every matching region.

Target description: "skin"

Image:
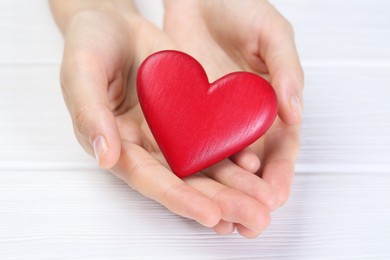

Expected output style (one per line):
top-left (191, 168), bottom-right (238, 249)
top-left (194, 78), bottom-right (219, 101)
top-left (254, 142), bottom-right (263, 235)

top-left (49, 0), bottom-right (304, 238)
top-left (163, 0), bottom-right (304, 234)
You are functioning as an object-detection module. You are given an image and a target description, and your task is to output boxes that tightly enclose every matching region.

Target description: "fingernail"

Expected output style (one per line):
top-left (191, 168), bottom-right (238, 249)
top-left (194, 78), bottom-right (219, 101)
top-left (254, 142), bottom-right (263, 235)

top-left (290, 95), bottom-right (302, 118)
top-left (93, 135), bottom-right (108, 167)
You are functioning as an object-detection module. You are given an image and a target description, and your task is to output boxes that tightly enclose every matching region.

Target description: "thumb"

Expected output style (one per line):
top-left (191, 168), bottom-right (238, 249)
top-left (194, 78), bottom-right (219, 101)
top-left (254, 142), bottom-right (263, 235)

top-left (260, 14), bottom-right (304, 125)
top-left (60, 54), bottom-right (121, 169)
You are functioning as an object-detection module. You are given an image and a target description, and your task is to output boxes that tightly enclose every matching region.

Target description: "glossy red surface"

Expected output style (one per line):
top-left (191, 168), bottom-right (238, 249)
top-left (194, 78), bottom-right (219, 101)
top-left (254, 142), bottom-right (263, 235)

top-left (137, 50), bottom-right (277, 178)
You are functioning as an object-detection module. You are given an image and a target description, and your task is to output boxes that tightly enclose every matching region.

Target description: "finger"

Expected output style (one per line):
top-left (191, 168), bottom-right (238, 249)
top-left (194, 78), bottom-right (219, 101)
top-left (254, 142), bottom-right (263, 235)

top-left (112, 142), bottom-right (221, 228)
top-left (185, 174), bottom-right (271, 238)
top-left (236, 223), bottom-right (265, 239)
top-left (213, 220), bottom-right (235, 236)
top-left (203, 159), bottom-right (278, 211)
top-left (60, 53), bottom-right (121, 169)
top-left (230, 148), bottom-right (261, 173)
top-left (261, 119), bottom-right (300, 207)
top-left (259, 9), bottom-right (304, 126)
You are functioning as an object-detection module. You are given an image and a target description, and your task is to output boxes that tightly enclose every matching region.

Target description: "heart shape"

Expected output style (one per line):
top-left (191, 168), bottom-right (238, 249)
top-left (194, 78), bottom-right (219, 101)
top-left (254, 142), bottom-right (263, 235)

top-left (137, 50), bottom-right (277, 178)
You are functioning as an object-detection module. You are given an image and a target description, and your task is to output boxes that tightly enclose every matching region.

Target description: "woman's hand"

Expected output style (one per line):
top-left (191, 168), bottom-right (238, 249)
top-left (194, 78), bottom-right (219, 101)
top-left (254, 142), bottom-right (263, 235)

top-left (50, 0), bottom-right (278, 238)
top-left (164, 0), bottom-right (304, 233)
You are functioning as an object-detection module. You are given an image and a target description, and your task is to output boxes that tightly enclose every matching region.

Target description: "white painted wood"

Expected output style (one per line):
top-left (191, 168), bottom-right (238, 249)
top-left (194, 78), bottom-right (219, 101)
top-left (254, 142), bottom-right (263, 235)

top-left (1, 170), bottom-right (390, 259)
top-left (1, 0), bottom-right (390, 259)
top-left (270, 0), bottom-right (390, 63)
top-left (0, 1), bottom-right (63, 64)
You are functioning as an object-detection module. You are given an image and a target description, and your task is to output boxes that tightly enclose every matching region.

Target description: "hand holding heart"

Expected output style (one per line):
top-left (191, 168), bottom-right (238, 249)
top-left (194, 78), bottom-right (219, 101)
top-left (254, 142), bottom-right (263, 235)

top-left (163, 0), bottom-right (304, 235)
top-left (137, 50), bottom-right (278, 178)
top-left (50, 0), bottom-right (304, 238)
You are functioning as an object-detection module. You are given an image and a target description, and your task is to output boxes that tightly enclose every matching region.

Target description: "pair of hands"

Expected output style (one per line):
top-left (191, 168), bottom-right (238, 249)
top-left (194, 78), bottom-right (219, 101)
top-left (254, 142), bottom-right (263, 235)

top-left (50, 0), bottom-right (304, 238)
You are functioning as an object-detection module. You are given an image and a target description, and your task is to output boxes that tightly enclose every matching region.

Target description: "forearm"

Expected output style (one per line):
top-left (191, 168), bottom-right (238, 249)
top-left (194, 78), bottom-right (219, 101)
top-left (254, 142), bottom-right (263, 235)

top-left (49, 0), bottom-right (138, 33)
top-left (164, 0), bottom-right (199, 11)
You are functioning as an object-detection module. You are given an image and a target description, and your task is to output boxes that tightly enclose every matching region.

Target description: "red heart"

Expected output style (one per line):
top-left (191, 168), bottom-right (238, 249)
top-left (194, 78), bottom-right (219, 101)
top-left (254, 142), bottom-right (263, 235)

top-left (137, 50), bottom-right (277, 178)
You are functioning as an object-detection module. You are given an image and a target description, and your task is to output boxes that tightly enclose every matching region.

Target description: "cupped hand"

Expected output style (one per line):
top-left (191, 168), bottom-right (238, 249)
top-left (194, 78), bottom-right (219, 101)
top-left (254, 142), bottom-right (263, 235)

top-left (57, 5), bottom-right (276, 238)
top-left (164, 0), bottom-right (304, 233)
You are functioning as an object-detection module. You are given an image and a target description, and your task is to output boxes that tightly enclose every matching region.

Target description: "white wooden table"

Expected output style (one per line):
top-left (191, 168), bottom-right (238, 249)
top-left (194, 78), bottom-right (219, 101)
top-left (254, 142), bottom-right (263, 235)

top-left (1, 1), bottom-right (389, 259)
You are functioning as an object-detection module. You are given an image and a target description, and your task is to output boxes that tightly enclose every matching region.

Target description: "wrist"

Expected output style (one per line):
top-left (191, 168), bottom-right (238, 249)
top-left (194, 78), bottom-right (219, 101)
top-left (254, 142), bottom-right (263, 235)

top-left (164, 0), bottom-right (203, 25)
top-left (164, 0), bottom-right (200, 12)
top-left (50, 0), bottom-right (139, 33)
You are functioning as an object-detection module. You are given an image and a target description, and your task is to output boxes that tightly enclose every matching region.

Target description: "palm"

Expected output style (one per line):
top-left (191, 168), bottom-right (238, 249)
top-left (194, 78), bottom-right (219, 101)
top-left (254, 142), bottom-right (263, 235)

top-left (164, 0), bottom-right (301, 206)
top-left (108, 17), bottom-right (277, 237)
top-left (64, 9), bottom-right (281, 238)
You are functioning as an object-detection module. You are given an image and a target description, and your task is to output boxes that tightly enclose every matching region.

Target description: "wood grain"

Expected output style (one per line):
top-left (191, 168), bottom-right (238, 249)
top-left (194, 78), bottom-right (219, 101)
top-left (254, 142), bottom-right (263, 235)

top-left (0, 0), bottom-right (389, 259)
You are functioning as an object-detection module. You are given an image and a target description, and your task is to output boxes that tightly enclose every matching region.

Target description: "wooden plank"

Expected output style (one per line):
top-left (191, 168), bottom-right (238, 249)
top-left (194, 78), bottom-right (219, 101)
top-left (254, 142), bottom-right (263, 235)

top-left (1, 0), bottom-right (389, 64)
top-left (0, 169), bottom-right (389, 259)
top-left (298, 67), bottom-right (390, 170)
top-left (0, 1), bottom-right (63, 64)
top-left (270, 0), bottom-right (390, 63)
top-left (1, 65), bottom-right (389, 172)
top-left (1, 0), bottom-right (390, 259)
top-left (0, 65), bottom-right (91, 167)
